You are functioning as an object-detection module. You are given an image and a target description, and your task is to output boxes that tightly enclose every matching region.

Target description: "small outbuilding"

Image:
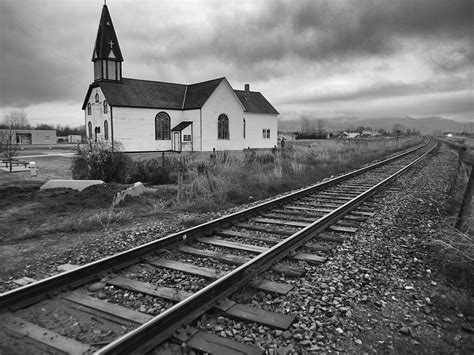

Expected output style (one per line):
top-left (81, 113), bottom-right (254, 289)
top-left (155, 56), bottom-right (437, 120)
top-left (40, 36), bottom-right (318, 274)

top-left (0, 129), bottom-right (57, 145)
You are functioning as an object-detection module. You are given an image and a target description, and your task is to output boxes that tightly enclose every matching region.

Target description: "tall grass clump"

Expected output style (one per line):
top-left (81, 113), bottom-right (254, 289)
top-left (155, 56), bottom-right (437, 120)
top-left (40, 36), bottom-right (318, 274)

top-left (130, 156), bottom-right (189, 185)
top-left (71, 141), bottom-right (132, 183)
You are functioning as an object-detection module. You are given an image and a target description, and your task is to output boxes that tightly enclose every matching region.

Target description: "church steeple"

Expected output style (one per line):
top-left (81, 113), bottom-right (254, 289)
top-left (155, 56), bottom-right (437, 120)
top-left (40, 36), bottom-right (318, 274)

top-left (92, 5), bottom-right (123, 82)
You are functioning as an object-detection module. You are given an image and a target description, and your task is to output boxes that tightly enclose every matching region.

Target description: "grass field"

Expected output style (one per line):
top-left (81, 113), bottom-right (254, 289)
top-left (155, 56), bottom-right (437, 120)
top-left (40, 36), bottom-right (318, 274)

top-left (0, 136), bottom-right (423, 245)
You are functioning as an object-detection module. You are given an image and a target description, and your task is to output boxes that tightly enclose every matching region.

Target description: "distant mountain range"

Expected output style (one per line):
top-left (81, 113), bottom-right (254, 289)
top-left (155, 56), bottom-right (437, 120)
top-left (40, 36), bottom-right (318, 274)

top-left (278, 116), bottom-right (472, 135)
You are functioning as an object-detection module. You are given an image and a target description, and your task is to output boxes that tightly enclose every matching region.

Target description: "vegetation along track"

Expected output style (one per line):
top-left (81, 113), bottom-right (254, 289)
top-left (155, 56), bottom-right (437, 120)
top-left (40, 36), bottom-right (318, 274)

top-left (0, 139), bottom-right (436, 355)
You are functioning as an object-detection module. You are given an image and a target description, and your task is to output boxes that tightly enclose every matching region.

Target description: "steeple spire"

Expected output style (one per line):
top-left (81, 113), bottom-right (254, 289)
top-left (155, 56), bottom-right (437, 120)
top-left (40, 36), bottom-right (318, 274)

top-left (92, 4), bottom-right (123, 82)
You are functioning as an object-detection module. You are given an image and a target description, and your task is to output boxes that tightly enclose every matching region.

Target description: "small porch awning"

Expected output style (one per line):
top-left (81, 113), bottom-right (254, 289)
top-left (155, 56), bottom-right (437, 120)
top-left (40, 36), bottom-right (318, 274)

top-left (171, 121), bottom-right (192, 131)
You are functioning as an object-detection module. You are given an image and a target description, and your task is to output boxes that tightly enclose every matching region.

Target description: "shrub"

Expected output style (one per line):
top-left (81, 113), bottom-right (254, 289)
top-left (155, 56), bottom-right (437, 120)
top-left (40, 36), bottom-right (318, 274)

top-left (71, 141), bottom-right (132, 183)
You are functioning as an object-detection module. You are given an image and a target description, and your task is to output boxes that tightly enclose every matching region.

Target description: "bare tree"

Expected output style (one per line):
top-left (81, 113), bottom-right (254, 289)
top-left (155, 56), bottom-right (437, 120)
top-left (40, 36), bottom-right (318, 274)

top-left (0, 128), bottom-right (19, 172)
top-left (316, 119), bottom-right (327, 133)
top-left (3, 109), bottom-right (29, 129)
top-left (392, 123), bottom-right (405, 135)
top-left (300, 116), bottom-right (312, 132)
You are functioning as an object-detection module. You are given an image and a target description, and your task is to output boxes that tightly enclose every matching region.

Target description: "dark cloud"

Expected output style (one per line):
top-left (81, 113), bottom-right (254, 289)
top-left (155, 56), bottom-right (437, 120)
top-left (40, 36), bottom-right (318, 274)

top-left (0, 1), bottom-right (94, 107)
top-left (0, 0), bottom-right (472, 123)
top-left (280, 76), bottom-right (473, 105)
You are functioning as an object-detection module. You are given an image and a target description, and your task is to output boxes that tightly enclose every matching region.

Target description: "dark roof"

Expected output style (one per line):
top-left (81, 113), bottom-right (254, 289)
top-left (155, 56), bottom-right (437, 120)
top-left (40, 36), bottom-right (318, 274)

top-left (98, 78), bottom-right (185, 109)
top-left (82, 77), bottom-right (278, 115)
top-left (183, 78), bottom-right (225, 109)
top-left (171, 121), bottom-right (193, 131)
top-left (92, 5), bottom-right (123, 61)
top-left (234, 90), bottom-right (279, 115)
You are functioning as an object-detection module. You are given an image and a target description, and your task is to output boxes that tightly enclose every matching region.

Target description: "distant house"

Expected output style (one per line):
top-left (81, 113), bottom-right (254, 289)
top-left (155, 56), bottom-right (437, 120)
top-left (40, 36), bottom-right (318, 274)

top-left (0, 129), bottom-right (56, 145)
top-left (338, 131), bottom-right (360, 139)
top-left (82, 5), bottom-right (279, 152)
top-left (295, 131), bottom-right (331, 140)
top-left (68, 135), bottom-right (82, 143)
top-left (360, 130), bottom-right (381, 138)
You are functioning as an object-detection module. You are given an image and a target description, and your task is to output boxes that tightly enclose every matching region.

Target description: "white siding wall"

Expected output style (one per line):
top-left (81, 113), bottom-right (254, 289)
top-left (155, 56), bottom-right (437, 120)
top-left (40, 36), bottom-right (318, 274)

top-left (85, 87), bottom-right (111, 142)
top-left (85, 80), bottom-right (278, 152)
top-left (201, 80), bottom-right (245, 151)
top-left (113, 107), bottom-right (200, 151)
top-left (244, 113), bottom-right (278, 149)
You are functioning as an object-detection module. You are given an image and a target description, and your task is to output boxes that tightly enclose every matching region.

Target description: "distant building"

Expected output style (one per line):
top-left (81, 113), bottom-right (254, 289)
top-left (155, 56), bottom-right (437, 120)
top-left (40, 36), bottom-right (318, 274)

top-left (0, 129), bottom-right (56, 145)
top-left (68, 135), bottom-right (82, 143)
top-left (82, 5), bottom-right (279, 152)
top-left (295, 131), bottom-right (331, 140)
top-left (338, 131), bottom-right (360, 139)
top-left (360, 130), bottom-right (381, 138)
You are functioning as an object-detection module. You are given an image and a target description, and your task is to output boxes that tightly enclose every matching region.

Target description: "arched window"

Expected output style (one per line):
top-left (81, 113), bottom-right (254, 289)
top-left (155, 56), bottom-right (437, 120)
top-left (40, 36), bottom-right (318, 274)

top-left (103, 100), bottom-right (108, 114)
top-left (243, 118), bottom-right (246, 139)
top-left (88, 122), bottom-right (92, 138)
top-left (87, 103), bottom-right (91, 115)
top-left (155, 112), bottom-right (171, 140)
top-left (95, 92), bottom-right (100, 103)
top-left (104, 120), bottom-right (109, 140)
top-left (218, 114), bottom-right (229, 140)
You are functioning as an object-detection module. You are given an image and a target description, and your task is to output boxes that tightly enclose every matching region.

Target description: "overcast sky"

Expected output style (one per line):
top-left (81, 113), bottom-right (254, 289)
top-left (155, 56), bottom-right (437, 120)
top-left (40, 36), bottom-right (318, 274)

top-left (0, 0), bottom-right (472, 127)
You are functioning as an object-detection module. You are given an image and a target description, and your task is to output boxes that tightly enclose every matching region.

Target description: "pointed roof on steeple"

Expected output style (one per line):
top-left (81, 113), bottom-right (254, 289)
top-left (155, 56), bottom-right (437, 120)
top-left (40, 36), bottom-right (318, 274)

top-left (92, 5), bottom-right (123, 62)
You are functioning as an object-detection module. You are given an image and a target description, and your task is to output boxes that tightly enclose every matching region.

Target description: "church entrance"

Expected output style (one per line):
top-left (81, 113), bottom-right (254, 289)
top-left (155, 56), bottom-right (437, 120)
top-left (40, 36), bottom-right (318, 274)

top-left (173, 131), bottom-right (181, 152)
top-left (171, 121), bottom-right (193, 152)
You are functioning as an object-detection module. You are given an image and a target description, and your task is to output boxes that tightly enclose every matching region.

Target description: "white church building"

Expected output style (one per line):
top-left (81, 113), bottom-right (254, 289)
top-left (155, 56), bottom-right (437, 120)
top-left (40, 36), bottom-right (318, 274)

top-left (82, 5), bottom-right (279, 152)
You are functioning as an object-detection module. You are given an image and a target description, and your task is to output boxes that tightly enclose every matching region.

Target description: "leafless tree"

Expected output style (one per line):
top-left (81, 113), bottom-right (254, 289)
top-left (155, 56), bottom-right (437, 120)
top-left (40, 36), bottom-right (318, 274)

top-left (0, 128), bottom-right (19, 172)
top-left (316, 119), bottom-right (327, 133)
top-left (2, 109), bottom-right (30, 129)
top-left (300, 115), bottom-right (314, 132)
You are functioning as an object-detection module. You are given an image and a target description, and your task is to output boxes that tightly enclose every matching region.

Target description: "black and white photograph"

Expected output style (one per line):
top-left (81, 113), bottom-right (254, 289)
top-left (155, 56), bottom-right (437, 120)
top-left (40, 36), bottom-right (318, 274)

top-left (0, 0), bottom-right (473, 353)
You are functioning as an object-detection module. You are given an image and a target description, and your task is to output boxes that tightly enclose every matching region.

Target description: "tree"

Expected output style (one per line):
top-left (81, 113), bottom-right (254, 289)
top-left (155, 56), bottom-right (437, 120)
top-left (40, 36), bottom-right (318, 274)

top-left (300, 116), bottom-right (313, 132)
top-left (3, 110), bottom-right (29, 129)
top-left (316, 119), bottom-right (327, 133)
top-left (0, 128), bottom-right (19, 172)
top-left (392, 123), bottom-right (405, 135)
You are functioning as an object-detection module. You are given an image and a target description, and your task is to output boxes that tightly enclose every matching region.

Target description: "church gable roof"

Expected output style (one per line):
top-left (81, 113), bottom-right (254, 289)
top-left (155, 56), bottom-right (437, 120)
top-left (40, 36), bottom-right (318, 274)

top-left (82, 77), bottom-right (278, 115)
top-left (183, 78), bottom-right (225, 109)
top-left (234, 90), bottom-right (279, 115)
top-left (93, 5), bottom-right (123, 61)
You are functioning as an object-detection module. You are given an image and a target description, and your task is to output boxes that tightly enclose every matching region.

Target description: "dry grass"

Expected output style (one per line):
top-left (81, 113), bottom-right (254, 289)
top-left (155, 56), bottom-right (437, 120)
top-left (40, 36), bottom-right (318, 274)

top-left (0, 137), bottom-right (423, 243)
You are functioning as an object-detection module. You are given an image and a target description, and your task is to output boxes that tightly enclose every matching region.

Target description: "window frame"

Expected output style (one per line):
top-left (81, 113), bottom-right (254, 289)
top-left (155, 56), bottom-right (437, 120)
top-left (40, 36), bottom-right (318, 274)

top-left (88, 121), bottom-right (92, 137)
top-left (104, 120), bottom-right (109, 140)
top-left (87, 103), bottom-right (91, 115)
top-left (262, 129), bottom-right (270, 139)
top-left (218, 113), bottom-right (230, 140)
top-left (103, 100), bottom-right (108, 114)
top-left (243, 118), bottom-right (246, 139)
top-left (155, 112), bottom-right (171, 140)
top-left (95, 92), bottom-right (100, 103)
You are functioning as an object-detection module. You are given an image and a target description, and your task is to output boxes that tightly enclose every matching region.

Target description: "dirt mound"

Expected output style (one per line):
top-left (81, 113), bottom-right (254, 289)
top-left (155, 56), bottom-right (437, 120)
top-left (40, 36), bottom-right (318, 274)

top-left (0, 182), bottom-right (128, 213)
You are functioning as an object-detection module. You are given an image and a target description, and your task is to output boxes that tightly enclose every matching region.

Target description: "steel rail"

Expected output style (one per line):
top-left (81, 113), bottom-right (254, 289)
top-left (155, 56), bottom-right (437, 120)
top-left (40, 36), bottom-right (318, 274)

top-left (97, 141), bottom-right (437, 354)
top-left (0, 140), bottom-right (430, 311)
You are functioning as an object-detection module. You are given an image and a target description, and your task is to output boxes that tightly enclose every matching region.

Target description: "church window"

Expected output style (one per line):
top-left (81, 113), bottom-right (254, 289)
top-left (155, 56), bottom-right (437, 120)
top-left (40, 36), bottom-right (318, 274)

top-left (243, 118), bottom-right (246, 139)
top-left (104, 120), bottom-right (109, 140)
top-left (88, 122), bottom-right (92, 137)
top-left (155, 112), bottom-right (171, 140)
top-left (103, 100), bottom-right (108, 114)
top-left (218, 114), bottom-right (229, 140)
top-left (95, 92), bottom-right (100, 103)
top-left (262, 129), bottom-right (270, 139)
top-left (87, 103), bottom-right (91, 115)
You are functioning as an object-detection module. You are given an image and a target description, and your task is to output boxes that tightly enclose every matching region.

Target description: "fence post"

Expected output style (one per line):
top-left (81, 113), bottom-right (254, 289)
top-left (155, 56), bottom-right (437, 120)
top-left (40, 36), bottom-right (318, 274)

top-left (177, 167), bottom-right (183, 203)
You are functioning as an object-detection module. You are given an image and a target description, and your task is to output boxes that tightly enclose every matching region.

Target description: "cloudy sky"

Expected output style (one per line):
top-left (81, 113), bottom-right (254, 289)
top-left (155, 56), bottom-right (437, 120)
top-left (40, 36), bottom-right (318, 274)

top-left (0, 0), bottom-right (472, 127)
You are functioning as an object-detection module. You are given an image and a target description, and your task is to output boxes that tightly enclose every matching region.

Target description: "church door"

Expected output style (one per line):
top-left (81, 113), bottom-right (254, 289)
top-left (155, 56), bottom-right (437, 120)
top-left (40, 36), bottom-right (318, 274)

top-left (173, 131), bottom-right (181, 152)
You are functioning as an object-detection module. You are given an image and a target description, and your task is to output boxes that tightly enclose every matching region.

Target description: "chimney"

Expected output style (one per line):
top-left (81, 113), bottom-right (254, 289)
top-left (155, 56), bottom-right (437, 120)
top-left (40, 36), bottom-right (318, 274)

top-left (244, 84), bottom-right (250, 100)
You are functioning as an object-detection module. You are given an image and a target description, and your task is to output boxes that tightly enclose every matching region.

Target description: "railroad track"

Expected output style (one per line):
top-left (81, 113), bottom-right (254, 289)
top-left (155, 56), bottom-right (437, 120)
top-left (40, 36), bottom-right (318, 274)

top-left (0, 140), bottom-right (437, 355)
